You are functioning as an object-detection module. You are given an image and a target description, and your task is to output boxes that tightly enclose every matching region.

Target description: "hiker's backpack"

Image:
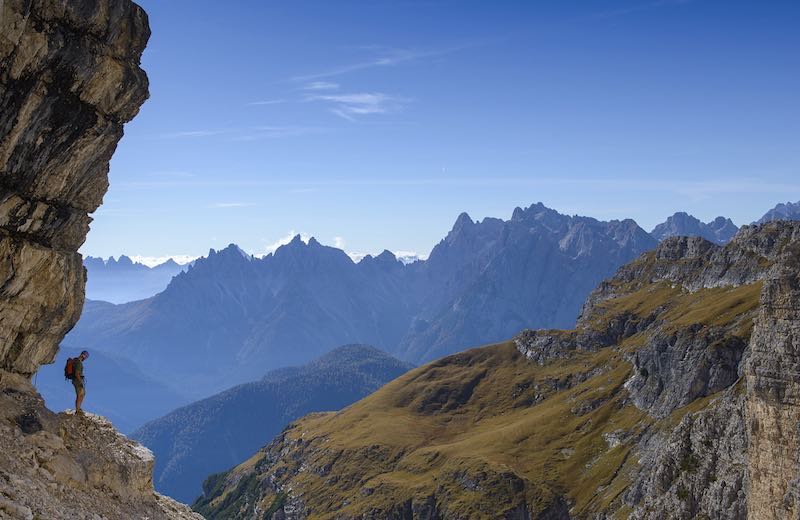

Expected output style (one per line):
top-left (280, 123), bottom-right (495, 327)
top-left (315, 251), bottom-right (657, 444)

top-left (64, 358), bottom-right (76, 380)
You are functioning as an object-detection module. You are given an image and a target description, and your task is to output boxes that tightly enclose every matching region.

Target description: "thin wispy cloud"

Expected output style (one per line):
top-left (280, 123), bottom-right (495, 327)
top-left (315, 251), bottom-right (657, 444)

top-left (208, 202), bottom-right (256, 209)
top-left (598, 0), bottom-right (699, 18)
top-left (156, 130), bottom-right (231, 139)
top-left (146, 170), bottom-right (195, 178)
top-left (246, 99), bottom-right (287, 106)
top-left (306, 92), bottom-right (408, 121)
top-left (302, 81), bottom-right (339, 91)
top-left (290, 45), bottom-right (467, 82)
top-left (153, 126), bottom-right (323, 143)
top-left (232, 125), bottom-right (326, 141)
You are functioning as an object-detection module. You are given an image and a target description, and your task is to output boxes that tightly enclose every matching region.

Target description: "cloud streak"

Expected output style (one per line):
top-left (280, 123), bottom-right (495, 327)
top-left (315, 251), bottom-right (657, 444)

top-left (208, 202), bottom-right (256, 209)
top-left (246, 99), bottom-right (287, 106)
top-left (156, 130), bottom-right (231, 139)
top-left (597, 0), bottom-right (699, 18)
top-left (302, 81), bottom-right (340, 91)
top-left (232, 125), bottom-right (326, 141)
top-left (306, 92), bottom-right (408, 121)
top-left (290, 45), bottom-right (466, 82)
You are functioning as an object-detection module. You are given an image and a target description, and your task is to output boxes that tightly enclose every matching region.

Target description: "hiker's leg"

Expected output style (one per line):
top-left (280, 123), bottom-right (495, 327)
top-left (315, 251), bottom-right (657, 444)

top-left (76, 386), bottom-right (85, 412)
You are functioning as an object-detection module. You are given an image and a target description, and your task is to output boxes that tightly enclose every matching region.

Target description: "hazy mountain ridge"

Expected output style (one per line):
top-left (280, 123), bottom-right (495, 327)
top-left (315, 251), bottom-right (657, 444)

top-left (756, 200), bottom-right (800, 224)
top-left (66, 203), bottom-right (657, 399)
top-left (83, 255), bottom-right (188, 303)
top-left (650, 211), bottom-right (738, 245)
top-left (131, 345), bottom-right (413, 503)
top-left (195, 220), bottom-right (800, 519)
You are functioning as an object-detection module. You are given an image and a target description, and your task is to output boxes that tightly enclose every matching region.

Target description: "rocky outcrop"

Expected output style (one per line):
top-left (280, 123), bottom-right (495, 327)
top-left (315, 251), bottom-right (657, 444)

top-left (1, 0), bottom-right (149, 375)
top-left (1, 1), bottom-right (200, 518)
top-left (627, 388), bottom-right (748, 519)
top-left (0, 370), bottom-right (201, 519)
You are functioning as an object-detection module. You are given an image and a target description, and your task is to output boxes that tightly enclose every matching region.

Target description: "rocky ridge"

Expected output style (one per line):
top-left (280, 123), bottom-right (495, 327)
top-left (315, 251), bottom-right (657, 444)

top-left (1, 1), bottom-right (199, 517)
top-left (195, 221), bottom-right (800, 519)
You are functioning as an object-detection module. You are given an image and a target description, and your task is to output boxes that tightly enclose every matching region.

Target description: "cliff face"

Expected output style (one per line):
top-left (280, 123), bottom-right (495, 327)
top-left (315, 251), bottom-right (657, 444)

top-left (1, 1), bottom-right (200, 518)
top-left (196, 222), bottom-right (800, 520)
top-left (745, 233), bottom-right (800, 518)
top-left (1, 0), bottom-right (149, 375)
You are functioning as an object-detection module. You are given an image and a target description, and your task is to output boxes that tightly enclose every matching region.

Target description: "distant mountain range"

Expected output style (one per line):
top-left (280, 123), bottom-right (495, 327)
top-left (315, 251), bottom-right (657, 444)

top-left (648, 201), bottom-right (800, 246)
top-left (131, 344), bottom-right (412, 503)
top-left (650, 212), bottom-right (738, 245)
top-left (64, 202), bottom-right (658, 401)
top-left (755, 200), bottom-right (800, 224)
top-left (64, 201), bottom-right (800, 402)
top-left (83, 255), bottom-right (188, 303)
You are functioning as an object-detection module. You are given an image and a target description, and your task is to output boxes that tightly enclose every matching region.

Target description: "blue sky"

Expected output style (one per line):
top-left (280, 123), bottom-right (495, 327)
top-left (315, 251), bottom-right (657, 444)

top-left (84, 0), bottom-right (800, 263)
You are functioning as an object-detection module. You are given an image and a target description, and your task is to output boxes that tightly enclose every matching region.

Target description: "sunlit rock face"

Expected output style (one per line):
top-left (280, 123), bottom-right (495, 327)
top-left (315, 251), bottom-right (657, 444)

top-left (0, 0), bottom-right (149, 375)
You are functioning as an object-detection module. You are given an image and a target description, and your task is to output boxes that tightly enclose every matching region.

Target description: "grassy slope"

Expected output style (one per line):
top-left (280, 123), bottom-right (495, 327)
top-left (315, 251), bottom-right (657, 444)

top-left (196, 275), bottom-right (762, 519)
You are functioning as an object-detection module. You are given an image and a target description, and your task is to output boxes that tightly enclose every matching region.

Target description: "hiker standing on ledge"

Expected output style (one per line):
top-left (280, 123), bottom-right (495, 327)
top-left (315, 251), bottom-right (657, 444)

top-left (67, 350), bottom-right (89, 415)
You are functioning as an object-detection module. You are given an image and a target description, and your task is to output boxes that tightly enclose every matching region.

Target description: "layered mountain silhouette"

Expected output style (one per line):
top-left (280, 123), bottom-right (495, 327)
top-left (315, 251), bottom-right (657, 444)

top-left (650, 212), bottom-right (738, 245)
top-left (83, 255), bottom-right (188, 303)
top-left (131, 345), bottom-right (412, 503)
top-left (65, 203), bottom-right (657, 400)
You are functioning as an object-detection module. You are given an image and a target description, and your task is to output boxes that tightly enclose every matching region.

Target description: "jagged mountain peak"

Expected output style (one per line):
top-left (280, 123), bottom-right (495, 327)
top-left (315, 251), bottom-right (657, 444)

top-left (451, 211), bottom-right (475, 233)
top-left (208, 243), bottom-right (251, 259)
top-left (756, 200), bottom-right (800, 224)
top-left (651, 211), bottom-right (739, 245)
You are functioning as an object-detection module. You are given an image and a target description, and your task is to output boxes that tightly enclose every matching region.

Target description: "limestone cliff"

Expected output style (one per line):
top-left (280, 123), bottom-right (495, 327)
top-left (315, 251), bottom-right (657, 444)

top-left (196, 221), bottom-right (800, 519)
top-left (1, 1), bottom-right (199, 518)
top-left (1, 0), bottom-right (149, 374)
